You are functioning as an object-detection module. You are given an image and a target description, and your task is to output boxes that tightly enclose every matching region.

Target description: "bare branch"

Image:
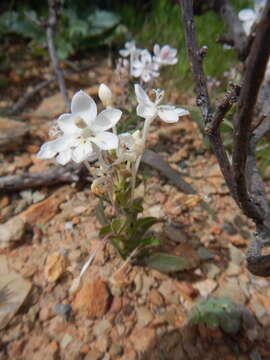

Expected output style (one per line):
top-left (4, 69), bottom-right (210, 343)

top-left (179, 0), bottom-right (238, 203)
top-left (46, 0), bottom-right (69, 110)
top-left (232, 2), bottom-right (270, 222)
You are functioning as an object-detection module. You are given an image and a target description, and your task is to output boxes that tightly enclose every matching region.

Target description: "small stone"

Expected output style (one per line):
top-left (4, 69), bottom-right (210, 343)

top-left (84, 349), bottom-right (103, 360)
top-left (110, 296), bottom-right (122, 312)
top-left (214, 278), bottom-right (247, 304)
top-left (228, 244), bottom-right (245, 265)
top-left (163, 225), bottom-right (188, 243)
top-left (226, 262), bottom-right (240, 276)
top-left (148, 289), bottom-right (164, 306)
top-left (110, 343), bottom-right (123, 357)
top-left (60, 334), bottom-right (73, 350)
top-left (203, 263), bottom-right (221, 279)
top-left (73, 279), bottom-right (110, 318)
top-left (222, 222), bottom-right (237, 235)
top-left (134, 273), bottom-right (143, 293)
top-left (136, 306), bottom-right (153, 327)
top-left (197, 247), bottom-right (213, 261)
top-left (94, 319), bottom-right (112, 337)
top-left (53, 304), bottom-right (72, 320)
top-left (39, 306), bottom-right (54, 322)
top-left (0, 216), bottom-right (26, 249)
top-left (159, 280), bottom-right (175, 299)
top-left (130, 328), bottom-right (156, 352)
top-left (44, 252), bottom-right (68, 282)
top-left (252, 303), bottom-right (267, 320)
top-left (194, 279), bottom-right (217, 297)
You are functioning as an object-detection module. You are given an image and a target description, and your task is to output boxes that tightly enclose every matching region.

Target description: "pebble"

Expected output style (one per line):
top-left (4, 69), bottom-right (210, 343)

top-left (197, 247), bottom-right (213, 261)
top-left (44, 252), bottom-right (68, 282)
top-left (60, 334), bottom-right (73, 350)
top-left (110, 343), bottom-right (123, 357)
top-left (93, 319), bottom-right (112, 337)
top-left (53, 304), bottom-right (72, 320)
top-left (0, 216), bottom-right (26, 249)
top-left (73, 279), bottom-right (110, 318)
top-left (136, 306), bottom-right (153, 327)
top-left (204, 263), bottom-right (221, 279)
top-left (228, 244), bottom-right (245, 265)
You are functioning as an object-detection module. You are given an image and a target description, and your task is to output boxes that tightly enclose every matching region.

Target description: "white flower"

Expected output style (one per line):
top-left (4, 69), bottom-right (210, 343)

top-left (37, 90), bottom-right (122, 165)
top-left (119, 40), bottom-right (137, 58)
top-left (131, 50), bottom-right (160, 83)
top-left (118, 130), bottom-right (145, 162)
top-left (98, 83), bottom-right (113, 107)
top-left (238, 9), bottom-right (256, 35)
top-left (134, 84), bottom-right (189, 122)
top-left (238, 1), bottom-right (266, 35)
top-left (153, 44), bottom-right (178, 66)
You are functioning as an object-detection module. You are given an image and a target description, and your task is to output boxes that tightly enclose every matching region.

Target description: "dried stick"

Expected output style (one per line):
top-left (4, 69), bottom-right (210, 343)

top-left (46, 0), bottom-right (69, 110)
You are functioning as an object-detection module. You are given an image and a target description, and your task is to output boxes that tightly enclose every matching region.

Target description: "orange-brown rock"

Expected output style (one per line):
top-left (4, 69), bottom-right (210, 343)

top-left (44, 252), bottom-right (68, 282)
top-left (73, 279), bottom-right (110, 318)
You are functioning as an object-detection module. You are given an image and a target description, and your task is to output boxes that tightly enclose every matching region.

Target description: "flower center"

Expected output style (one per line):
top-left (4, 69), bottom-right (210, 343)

top-left (74, 116), bottom-right (87, 129)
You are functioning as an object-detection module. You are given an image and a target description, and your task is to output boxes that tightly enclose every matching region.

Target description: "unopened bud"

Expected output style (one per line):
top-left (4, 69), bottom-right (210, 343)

top-left (98, 84), bottom-right (113, 107)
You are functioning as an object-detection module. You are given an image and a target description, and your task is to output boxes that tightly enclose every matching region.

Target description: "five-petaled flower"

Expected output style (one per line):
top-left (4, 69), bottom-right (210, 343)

top-left (37, 89), bottom-right (122, 165)
top-left (153, 44), bottom-right (178, 66)
top-left (135, 84), bottom-right (189, 123)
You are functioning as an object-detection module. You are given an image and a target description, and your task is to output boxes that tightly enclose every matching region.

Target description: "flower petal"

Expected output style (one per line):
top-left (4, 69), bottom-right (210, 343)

top-left (71, 90), bottom-right (97, 126)
top-left (153, 44), bottom-right (160, 56)
top-left (238, 8), bottom-right (256, 21)
top-left (57, 113), bottom-right (81, 135)
top-left (71, 142), bottom-right (93, 163)
top-left (175, 107), bottom-right (190, 117)
top-left (91, 109), bottom-right (122, 132)
top-left (134, 84), bottom-right (153, 106)
top-left (119, 133), bottom-right (134, 149)
top-left (136, 104), bottom-right (156, 119)
top-left (37, 141), bottom-right (57, 159)
top-left (91, 131), bottom-right (119, 150)
top-left (56, 149), bottom-right (72, 165)
top-left (48, 135), bottom-right (75, 152)
top-left (157, 106), bottom-right (179, 123)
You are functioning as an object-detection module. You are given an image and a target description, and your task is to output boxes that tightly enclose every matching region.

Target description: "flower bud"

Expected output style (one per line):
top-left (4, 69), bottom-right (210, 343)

top-left (98, 84), bottom-right (113, 107)
top-left (91, 177), bottom-right (109, 195)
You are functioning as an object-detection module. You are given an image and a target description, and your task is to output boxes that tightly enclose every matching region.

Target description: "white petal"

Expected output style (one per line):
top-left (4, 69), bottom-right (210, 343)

top-left (238, 9), bottom-right (256, 21)
top-left (48, 135), bottom-right (75, 152)
top-left (157, 106), bottom-right (179, 123)
top-left (142, 72), bottom-right (152, 82)
top-left (91, 109), bottom-right (122, 132)
top-left (57, 113), bottom-right (81, 135)
top-left (136, 103), bottom-right (157, 119)
top-left (175, 107), bottom-right (190, 117)
top-left (134, 84), bottom-right (153, 106)
top-left (98, 84), bottom-right (113, 107)
top-left (71, 90), bottom-right (97, 126)
top-left (72, 142), bottom-right (93, 163)
top-left (119, 49), bottom-right (129, 57)
top-left (91, 131), bottom-right (119, 150)
top-left (119, 133), bottom-right (134, 149)
top-left (37, 141), bottom-right (57, 159)
top-left (153, 44), bottom-right (160, 56)
top-left (56, 149), bottom-right (72, 165)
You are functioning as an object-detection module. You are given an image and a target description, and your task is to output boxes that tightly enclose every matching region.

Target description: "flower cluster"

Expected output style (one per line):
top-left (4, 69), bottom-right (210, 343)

top-left (37, 83), bottom-right (189, 259)
top-left (238, 0), bottom-right (266, 35)
top-left (118, 41), bottom-right (178, 83)
top-left (38, 84), bottom-right (188, 167)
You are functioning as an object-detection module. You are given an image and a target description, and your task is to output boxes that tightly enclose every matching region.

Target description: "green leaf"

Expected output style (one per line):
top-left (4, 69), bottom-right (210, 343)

top-left (131, 216), bottom-right (158, 239)
top-left (145, 252), bottom-right (191, 273)
top-left (95, 199), bottom-right (108, 226)
top-left (99, 224), bottom-right (111, 237)
top-left (111, 216), bottom-right (126, 235)
top-left (140, 236), bottom-right (160, 247)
